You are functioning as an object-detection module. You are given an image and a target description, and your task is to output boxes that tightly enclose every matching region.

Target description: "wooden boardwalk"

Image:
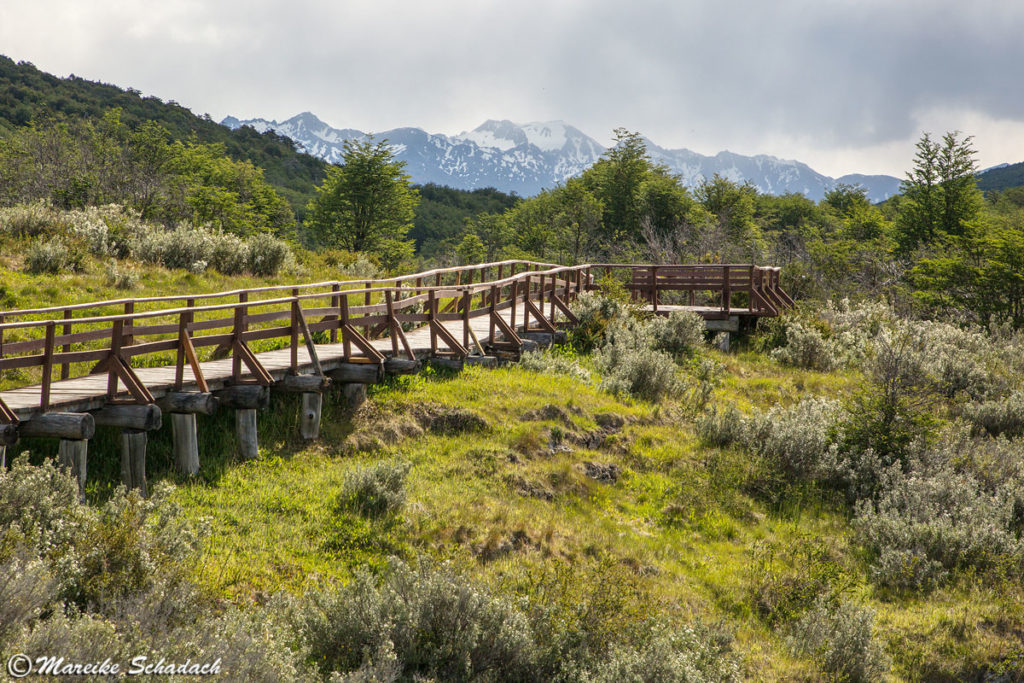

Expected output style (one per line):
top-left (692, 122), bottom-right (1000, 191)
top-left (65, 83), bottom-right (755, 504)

top-left (0, 260), bottom-right (791, 493)
top-left (0, 307), bottom-right (523, 416)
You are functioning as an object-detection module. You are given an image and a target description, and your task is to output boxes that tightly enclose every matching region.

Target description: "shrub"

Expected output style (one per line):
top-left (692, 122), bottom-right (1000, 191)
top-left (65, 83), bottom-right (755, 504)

top-left (695, 405), bottom-right (746, 448)
top-left (961, 391), bottom-right (1024, 438)
top-left (208, 231), bottom-right (250, 275)
top-left (246, 232), bottom-right (291, 276)
top-left (649, 310), bottom-right (706, 357)
top-left (0, 201), bottom-right (68, 237)
top-left (598, 344), bottom-right (682, 402)
top-left (105, 260), bottom-right (139, 290)
top-left (337, 460), bottom-right (411, 518)
top-left (855, 466), bottom-right (1024, 592)
top-left (591, 625), bottom-right (741, 683)
top-left (786, 598), bottom-right (889, 682)
top-left (770, 321), bottom-right (835, 371)
top-left (519, 348), bottom-right (592, 383)
top-left (748, 539), bottom-right (848, 627)
top-left (298, 560), bottom-right (536, 681)
top-left (594, 318), bottom-right (682, 402)
top-left (24, 236), bottom-right (85, 274)
top-left (569, 292), bottom-right (632, 352)
top-left (0, 548), bottom-right (58, 642)
top-left (747, 398), bottom-right (840, 480)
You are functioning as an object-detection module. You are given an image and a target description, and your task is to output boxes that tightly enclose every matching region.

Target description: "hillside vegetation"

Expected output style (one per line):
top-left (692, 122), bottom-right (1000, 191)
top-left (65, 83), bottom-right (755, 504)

top-left (3, 284), bottom-right (1024, 679)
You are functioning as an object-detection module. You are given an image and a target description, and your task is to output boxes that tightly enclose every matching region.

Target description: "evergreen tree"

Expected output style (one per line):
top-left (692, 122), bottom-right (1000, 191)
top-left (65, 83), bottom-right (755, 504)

top-left (896, 131), bottom-right (981, 250)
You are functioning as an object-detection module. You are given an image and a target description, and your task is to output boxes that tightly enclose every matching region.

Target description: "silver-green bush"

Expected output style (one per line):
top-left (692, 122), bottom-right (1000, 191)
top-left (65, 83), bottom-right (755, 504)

top-left (298, 560), bottom-right (536, 681)
top-left (338, 460), bottom-right (411, 518)
top-left (961, 391), bottom-right (1024, 438)
top-left (24, 236), bottom-right (85, 274)
top-left (649, 310), bottom-right (706, 358)
top-left (519, 349), bottom-right (592, 383)
top-left (786, 598), bottom-right (889, 681)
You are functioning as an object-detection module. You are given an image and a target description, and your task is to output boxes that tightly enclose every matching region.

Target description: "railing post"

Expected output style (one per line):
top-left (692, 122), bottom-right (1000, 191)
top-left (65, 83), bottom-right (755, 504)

top-left (722, 265), bottom-right (731, 315)
top-left (748, 265), bottom-right (756, 313)
top-left (538, 273), bottom-right (545, 325)
top-left (330, 284), bottom-right (341, 343)
top-left (61, 308), bottom-right (72, 379)
top-left (651, 266), bottom-right (659, 314)
top-left (41, 321), bottom-right (56, 411)
top-left (290, 288), bottom-right (300, 374)
top-left (123, 301), bottom-right (135, 348)
top-left (462, 288), bottom-right (471, 350)
top-left (510, 280), bottom-right (518, 333)
top-left (489, 284), bottom-right (498, 345)
top-left (232, 292), bottom-right (248, 382)
top-left (340, 295), bottom-right (351, 360)
top-left (385, 290), bottom-right (399, 358)
top-left (428, 290), bottom-right (437, 356)
top-left (107, 319), bottom-right (123, 400)
top-left (523, 275), bottom-right (531, 331)
top-left (174, 299), bottom-right (194, 391)
top-left (363, 281), bottom-right (372, 338)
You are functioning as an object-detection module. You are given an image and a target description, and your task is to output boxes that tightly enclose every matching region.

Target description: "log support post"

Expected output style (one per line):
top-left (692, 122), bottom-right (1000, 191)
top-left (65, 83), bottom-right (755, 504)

top-left (216, 385), bottom-right (269, 461)
top-left (158, 392), bottom-right (216, 476)
top-left (120, 429), bottom-right (148, 496)
top-left (340, 383), bottom-right (367, 412)
top-left (300, 393), bottom-right (322, 440)
top-left (58, 438), bottom-right (88, 503)
top-left (171, 413), bottom-right (200, 475)
top-left (91, 404), bottom-right (161, 496)
top-left (236, 409), bottom-right (259, 461)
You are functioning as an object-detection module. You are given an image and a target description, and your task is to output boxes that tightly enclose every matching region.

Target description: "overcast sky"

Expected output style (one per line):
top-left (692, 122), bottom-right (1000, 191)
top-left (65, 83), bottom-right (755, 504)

top-left (2, 0), bottom-right (1023, 178)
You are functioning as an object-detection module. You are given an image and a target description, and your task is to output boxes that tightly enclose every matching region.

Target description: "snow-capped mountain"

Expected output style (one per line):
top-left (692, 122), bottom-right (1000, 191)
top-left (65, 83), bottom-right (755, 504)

top-left (222, 113), bottom-right (900, 202)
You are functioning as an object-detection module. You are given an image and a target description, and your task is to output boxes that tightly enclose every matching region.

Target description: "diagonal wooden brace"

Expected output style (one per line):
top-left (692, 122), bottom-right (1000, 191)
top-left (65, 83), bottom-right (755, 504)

top-left (295, 306), bottom-right (325, 377)
top-left (490, 311), bottom-right (522, 347)
top-left (342, 324), bottom-right (386, 363)
top-left (0, 395), bottom-right (18, 425)
top-left (429, 320), bottom-right (469, 358)
top-left (110, 356), bottom-right (155, 404)
top-left (233, 339), bottom-right (274, 386)
top-left (524, 298), bottom-right (557, 333)
top-left (180, 327), bottom-right (209, 392)
top-left (390, 317), bottom-right (417, 361)
top-left (549, 294), bottom-right (580, 325)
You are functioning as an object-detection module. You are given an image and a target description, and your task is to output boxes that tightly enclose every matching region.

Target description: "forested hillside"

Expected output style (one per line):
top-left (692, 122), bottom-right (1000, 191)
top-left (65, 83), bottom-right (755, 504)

top-left (0, 56), bottom-right (327, 216)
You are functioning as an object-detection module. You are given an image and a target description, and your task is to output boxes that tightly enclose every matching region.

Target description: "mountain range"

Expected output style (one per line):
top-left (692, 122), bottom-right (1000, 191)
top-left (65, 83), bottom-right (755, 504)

top-left (222, 112), bottom-right (903, 202)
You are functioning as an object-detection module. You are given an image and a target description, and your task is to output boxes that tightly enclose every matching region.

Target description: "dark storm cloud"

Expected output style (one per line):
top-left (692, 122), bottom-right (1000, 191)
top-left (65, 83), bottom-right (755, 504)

top-left (2, 0), bottom-right (1023, 173)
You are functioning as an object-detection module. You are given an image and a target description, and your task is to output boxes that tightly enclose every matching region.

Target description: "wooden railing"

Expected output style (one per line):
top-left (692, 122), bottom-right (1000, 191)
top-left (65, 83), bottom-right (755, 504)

top-left (0, 260), bottom-right (790, 420)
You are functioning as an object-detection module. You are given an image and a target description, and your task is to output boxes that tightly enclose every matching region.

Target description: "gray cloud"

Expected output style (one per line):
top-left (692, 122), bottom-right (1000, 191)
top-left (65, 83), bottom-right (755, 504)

top-left (2, 0), bottom-right (1023, 176)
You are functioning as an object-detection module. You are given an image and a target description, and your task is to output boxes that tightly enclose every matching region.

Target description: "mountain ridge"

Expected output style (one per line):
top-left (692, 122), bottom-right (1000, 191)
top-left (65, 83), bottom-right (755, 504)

top-left (223, 112), bottom-right (904, 202)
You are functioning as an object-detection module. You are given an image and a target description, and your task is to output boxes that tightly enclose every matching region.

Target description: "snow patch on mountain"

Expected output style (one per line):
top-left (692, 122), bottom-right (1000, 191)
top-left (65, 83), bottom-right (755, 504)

top-left (222, 113), bottom-right (900, 202)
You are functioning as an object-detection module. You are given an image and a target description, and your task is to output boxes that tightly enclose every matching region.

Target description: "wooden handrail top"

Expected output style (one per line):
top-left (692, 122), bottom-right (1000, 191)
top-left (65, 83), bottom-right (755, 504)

top-left (0, 261), bottom-right (787, 333)
top-left (0, 267), bottom-right (588, 332)
top-left (0, 259), bottom-right (564, 320)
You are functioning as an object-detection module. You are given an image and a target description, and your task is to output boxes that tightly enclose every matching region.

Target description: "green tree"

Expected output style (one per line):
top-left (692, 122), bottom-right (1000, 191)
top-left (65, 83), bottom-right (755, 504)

top-left (586, 128), bottom-right (650, 241)
top-left (896, 131), bottom-right (982, 250)
top-left (303, 139), bottom-right (417, 268)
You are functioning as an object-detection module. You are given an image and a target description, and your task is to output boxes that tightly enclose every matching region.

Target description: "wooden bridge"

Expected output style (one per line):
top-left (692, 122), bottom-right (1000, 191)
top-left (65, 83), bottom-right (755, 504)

top-left (0, 260), bottom-right (791, 496)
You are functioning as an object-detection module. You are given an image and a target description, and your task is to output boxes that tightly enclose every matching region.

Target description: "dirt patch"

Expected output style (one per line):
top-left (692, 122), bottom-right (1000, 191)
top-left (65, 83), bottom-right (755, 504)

top-left (506, 474), bottom-right (555, 501)
top-left (594, 412), bottom-right (628, 430)
top-left (414, 402), bottom-right (489, 435)
top-left (343, 403), bottom-right (423, 454)
top-left (520, 403), bottom-right (574, 423)
top-left (579, 461), bottom-right (621, 484)
top-left (475, 529), bottom-right (537, 561)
